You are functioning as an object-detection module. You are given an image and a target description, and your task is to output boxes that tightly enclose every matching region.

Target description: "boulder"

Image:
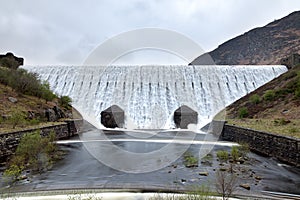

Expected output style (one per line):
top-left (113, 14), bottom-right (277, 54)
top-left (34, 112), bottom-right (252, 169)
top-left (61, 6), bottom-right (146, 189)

top-left (8, 97), bottom-right (18, 103)
top-left (240, 184), bottom-right (251, 190)
top-left (199, 172), bottom-right (209, 176)
top-left (101, 105), bottom-right (124, 128)
top-left (174, 105), bottom-right (198, 129)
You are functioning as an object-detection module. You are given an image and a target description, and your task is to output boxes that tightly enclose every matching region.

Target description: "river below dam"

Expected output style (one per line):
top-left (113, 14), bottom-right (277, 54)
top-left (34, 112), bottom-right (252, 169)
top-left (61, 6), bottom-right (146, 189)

top-left (1, 122), bottom-right (299, 198)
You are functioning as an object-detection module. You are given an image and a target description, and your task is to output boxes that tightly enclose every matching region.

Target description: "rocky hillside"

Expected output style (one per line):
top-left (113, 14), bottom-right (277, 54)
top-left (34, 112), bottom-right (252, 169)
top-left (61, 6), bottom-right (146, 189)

top-left (191, 11), bottom-right (300, 65)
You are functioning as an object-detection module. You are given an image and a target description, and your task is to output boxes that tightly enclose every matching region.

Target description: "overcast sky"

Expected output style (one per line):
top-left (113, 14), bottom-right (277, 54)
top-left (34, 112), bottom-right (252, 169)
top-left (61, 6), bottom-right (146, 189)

top-left (1, 0), bottom-right (300, 65)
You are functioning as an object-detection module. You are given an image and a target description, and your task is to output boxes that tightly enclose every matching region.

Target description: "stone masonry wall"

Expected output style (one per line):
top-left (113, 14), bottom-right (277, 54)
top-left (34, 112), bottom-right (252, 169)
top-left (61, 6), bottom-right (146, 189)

top-left (221, 124), bottom-right (300, 167)
top-left (0, 120), bottom-right (80, 162)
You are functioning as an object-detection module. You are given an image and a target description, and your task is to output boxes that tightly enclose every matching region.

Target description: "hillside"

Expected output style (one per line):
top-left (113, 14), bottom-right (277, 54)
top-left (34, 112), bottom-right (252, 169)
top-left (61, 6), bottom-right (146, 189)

top-left (191, 11), bottom-right (300, 65)
top-left (0, 65), bottom-right (76, 133)
top-left (226, 64), bottom-right (300, 138)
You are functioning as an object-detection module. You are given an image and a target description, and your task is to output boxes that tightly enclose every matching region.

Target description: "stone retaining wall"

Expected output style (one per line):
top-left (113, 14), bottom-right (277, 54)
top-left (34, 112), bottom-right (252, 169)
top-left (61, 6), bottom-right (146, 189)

top-left (0, 120), bottom-right (81, 162)
top-left (221, 124), bottom-right (300, 167)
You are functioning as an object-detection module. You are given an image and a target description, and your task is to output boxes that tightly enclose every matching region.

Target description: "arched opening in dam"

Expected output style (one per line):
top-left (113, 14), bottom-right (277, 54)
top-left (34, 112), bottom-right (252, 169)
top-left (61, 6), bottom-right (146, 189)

top-left (23, 65), bottom-right (287, 130)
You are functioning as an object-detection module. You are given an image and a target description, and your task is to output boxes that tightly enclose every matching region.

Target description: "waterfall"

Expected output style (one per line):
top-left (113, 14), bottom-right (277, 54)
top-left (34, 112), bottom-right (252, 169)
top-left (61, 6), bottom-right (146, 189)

top-left (23, 65), bottom-right (287, 129)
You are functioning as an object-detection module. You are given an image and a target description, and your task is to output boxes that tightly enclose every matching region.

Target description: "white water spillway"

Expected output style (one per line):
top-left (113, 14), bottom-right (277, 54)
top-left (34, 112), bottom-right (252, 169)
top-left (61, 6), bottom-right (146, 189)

top-left (23, 65), bottom-right (287, 129)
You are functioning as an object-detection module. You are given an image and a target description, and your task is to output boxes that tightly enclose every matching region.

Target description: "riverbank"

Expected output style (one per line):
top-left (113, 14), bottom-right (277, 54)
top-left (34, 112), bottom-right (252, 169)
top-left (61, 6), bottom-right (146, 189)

top-left (0, 119), bottom-right (81, 163)
top-left (221, 123), bottom-right (300, 167)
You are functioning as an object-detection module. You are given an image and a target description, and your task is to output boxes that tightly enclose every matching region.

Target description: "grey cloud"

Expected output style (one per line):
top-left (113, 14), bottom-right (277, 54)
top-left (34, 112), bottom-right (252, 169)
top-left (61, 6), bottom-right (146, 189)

top-left (0, 0), bottom-right (299, 65)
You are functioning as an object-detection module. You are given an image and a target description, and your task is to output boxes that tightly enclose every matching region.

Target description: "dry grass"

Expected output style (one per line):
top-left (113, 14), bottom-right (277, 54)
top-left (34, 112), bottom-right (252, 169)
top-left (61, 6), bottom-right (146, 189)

top-left (0, 122), bottom-right (65, 135)
top-left (226, 118), bottom-right (300, 138)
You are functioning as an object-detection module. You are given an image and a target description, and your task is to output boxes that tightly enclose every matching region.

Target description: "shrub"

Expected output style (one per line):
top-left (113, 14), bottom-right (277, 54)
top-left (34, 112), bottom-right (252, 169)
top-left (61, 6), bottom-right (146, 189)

top-left (238, 107), bottom-right (248, 118)
top-left (0, 68), bottom-right (57, 102)
top-left (4, 131), bottom-right (58, 181)
top-left (183, 151), bottom-right (198, 168)
top-left (231, 146), bottom-right (239, 162)
top-left (0, 57), bottom-right (20, 69)
top-left (40, 81), bottom-right (57, 102)
top-left (8, 109), bottom-right (26, 129)
top-left (249, 94), bottom-right (261, 104)
top-left (216, 150), bottom-right (229, 163)
top-left (263, 90), bottom-right (275, 101)
top-left (59, 95), bottom-right (72, 109)
top-left (237, 143), bottom-right (250, 158)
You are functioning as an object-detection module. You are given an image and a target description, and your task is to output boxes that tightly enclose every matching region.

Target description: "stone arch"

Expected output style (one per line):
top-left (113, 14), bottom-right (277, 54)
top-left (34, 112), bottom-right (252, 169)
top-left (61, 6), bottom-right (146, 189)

top-left (100, 105), bottom-right (124, 128)
top-left (174, 105), bottom-right (198, 129)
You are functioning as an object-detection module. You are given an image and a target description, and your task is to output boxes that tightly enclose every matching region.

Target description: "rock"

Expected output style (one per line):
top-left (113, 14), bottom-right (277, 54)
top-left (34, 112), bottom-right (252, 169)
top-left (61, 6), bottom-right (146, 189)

top-left (168, 170), bottom-right (171, 173)
top-left (19, 174), bottom-right (27, 180)
top-left (199, 172), bottom-right (209, 176)
top-left (172, 164), bottom-right (177, 168)
top-left (238, 158), bottom-right (245, 164)
top-left (185, 163), bottom-right (198, 168)
top-left (8, 97), bottom-right (18, 103)
top-left (219, 167), bottom-right (227, 171)
top-left (240, 184), bottom-right (251, 190)
top-left (45, 106), bottom-right (67, 122)
top-left (201, 160), bottom-right (212, 166)
top-left (255, 176), bottom-right (262, 180)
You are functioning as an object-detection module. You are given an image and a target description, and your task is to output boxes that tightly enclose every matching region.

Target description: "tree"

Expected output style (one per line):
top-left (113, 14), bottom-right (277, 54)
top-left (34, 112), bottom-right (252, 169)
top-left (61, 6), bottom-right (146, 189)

top-left (215, 169), bottom-right (237, 200)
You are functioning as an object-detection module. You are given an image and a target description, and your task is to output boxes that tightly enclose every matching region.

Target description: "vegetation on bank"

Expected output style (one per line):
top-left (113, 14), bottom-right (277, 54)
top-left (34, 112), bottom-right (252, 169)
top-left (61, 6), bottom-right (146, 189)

top-left (3, 131), bottom-right (63, 182)
top-left (227, 64), bottom-right (300, 138)
top-left (0, 67), bottom-right (56, 101)
top-left (0, 66), bottom-right (73, 132)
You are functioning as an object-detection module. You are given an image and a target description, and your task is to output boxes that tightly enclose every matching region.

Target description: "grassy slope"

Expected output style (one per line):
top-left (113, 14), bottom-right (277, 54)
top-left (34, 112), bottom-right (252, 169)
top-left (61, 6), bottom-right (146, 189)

top-left (0, 83), bottom-right (65, 133)
top-left (225, 65), bottom-right (300, 138)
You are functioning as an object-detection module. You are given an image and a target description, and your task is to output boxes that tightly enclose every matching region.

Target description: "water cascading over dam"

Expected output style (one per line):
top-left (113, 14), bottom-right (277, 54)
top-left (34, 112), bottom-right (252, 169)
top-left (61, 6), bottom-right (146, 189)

top-left (23, 65), bottom-right (287, 129)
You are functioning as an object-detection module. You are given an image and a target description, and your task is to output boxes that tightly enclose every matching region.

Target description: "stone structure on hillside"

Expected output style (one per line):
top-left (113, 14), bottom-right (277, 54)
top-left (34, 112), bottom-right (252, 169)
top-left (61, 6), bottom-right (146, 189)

top-left (174, 105), bottom-right (198, 129)
top-left (280, 53), bottom-right (300, 69)
top-left (0, 52), bottom-right (24, 69)
top-left (101, 105), bottom-right (124, 128)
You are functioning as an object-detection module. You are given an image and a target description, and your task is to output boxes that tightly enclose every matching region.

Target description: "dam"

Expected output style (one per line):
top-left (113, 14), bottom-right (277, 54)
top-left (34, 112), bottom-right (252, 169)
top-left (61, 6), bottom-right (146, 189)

top-left (23, 65), bottom-right (287, 129)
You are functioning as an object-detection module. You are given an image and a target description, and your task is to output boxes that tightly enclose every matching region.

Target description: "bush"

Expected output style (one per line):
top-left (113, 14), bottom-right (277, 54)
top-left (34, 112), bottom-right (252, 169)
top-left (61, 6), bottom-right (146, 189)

top-left (216, 150), bottom-right (228, 163)
top-left (237, 143), bottom-right (249, 158)
top-left (249, 94), bottom-right (261, 104)
top-left (0, 68), bottom-right (57, 102)
top-left (8, 109), bottom-right (26, 129)
top-left (231, 146), bottom-right (239, 162)
top-left (183, 151), bottom-right (198, 168)
top-left (263, 90), bottom-right (276, 101)
top-left (0, 57), bottom-right (20, 69)
top-left (4, 131), bottom-right (58, 181)
top-left (59, 95), bottom-right (72, 109)
top-left (40, 81), bottom-right (57, 102)
top-left (238, 107), bottom-right (248, 118)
